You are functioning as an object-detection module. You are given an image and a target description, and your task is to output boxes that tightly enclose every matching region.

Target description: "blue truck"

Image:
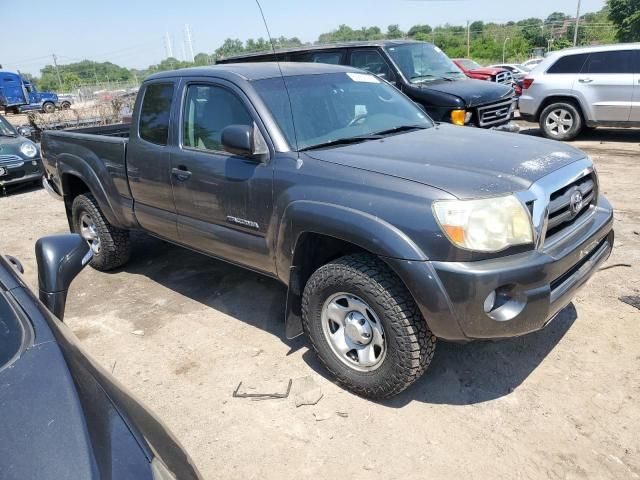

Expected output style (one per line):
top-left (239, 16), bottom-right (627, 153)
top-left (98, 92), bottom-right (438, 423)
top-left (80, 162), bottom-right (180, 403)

top-left (0, 70), bottom-right (59, 114)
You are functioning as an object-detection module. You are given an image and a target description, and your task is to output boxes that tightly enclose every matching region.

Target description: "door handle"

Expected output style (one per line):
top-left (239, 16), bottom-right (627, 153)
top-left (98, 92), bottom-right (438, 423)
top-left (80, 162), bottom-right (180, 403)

top-left (172, 166), bottom-right (192, 181)
top-left (579, 78), bottom-right (593, 83)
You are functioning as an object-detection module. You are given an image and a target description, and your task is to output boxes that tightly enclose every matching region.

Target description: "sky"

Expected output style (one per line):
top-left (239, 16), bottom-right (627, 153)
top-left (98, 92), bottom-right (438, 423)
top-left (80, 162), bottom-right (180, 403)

top-left (0, 0), bottom-right (607, 76)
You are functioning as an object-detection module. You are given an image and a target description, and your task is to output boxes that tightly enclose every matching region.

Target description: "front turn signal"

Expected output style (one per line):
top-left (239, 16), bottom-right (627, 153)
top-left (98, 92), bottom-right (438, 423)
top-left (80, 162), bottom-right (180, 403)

top-left (451, 109), bottom-right (466, 126)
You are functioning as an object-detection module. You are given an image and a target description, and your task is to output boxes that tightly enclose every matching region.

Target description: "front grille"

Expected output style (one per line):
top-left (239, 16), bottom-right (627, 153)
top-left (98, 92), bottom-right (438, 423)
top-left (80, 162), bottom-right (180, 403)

top-left (476, 100), bottom-right (513, 127)
top-left (494, 71), bottom-right (514, 84)
top-left (0, 154), bottom-right (24, 168)
top-left (544, 173), bottom-right (596, 242)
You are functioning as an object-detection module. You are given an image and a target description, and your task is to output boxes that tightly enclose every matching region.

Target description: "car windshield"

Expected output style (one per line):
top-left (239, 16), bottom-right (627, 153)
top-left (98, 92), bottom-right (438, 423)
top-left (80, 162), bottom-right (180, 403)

top-left (253, 72), bottom-right (432, 151)
top-left (0, 116), bottom-right (18, 136)
top-left (385, 43), bottom-right (465, 83)
top-left (458, 59), bottom-right (482, 70)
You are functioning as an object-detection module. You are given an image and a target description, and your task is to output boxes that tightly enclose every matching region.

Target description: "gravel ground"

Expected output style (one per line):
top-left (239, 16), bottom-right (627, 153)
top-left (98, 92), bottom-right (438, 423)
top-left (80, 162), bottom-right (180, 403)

top-left (1, 123), bottom-right (639, 479)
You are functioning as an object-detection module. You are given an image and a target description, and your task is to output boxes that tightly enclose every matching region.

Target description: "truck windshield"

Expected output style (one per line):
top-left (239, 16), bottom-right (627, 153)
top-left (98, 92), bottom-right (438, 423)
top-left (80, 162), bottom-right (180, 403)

top-left (385, 43), bottom-right (466, 83)
top-left (0, 116), bottom-right (17, 137)
top-left (252, 72), bottom-right (432, 151)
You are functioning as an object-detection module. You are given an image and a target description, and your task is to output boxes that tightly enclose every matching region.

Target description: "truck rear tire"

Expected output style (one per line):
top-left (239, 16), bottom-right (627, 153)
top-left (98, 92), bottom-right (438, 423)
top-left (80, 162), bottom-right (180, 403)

top-left (301, 253), bottom-right (436, 399)
top-left (539, 102), bottom-right (583, 141)
top-left (71, 193), bottom-right (130, 271)
top-left (42, 102), bottom-right (55, 114)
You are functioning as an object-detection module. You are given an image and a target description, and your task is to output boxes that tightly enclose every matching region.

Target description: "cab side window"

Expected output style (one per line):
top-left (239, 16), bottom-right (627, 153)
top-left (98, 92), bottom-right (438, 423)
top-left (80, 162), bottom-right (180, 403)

top-left (139, 83), bottom-right (174, 145)
top-left (310, 51), bottom-right (345, 65)
top-left (582, 50), bottom-right (634, 74)
top-left (182, 84), bottom-right (252, 152)
top-left (350, 50), bottom-right (394, 81)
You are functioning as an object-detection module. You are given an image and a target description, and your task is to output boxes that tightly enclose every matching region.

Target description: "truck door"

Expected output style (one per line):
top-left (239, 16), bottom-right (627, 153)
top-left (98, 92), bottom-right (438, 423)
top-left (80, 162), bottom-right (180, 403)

top-left (576, 50), bottom-right (634, 122)
top-left (171, 80), bottom-right (274, 274)
top-left (126, 81), bottom-right (181, 241)
top-left (630, 49), bottom-right (640, 122)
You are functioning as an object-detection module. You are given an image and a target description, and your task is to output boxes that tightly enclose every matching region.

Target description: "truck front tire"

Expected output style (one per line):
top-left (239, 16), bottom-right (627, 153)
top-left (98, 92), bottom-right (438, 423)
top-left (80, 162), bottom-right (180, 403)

top-left (302, 253), bottom-right (436, 399)
top-left (71, 193), bottom-right (131, 271)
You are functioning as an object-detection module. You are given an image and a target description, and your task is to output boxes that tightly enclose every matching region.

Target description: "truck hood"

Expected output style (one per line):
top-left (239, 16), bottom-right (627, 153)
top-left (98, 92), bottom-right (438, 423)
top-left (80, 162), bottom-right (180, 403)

top-left (413, 78), bottom-right (513, 107)
top-left (304, 124), bottom-right (586, 199)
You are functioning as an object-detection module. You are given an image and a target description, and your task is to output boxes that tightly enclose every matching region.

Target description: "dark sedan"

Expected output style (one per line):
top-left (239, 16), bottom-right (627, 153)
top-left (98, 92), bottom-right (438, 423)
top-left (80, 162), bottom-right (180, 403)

top-left (0, 235), bottom-right (201, 480)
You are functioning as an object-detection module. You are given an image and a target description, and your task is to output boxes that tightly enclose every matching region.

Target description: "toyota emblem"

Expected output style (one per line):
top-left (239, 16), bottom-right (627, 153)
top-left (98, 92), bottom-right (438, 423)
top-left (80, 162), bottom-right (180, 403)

top-left (570, 190), bottom-right (584, 216)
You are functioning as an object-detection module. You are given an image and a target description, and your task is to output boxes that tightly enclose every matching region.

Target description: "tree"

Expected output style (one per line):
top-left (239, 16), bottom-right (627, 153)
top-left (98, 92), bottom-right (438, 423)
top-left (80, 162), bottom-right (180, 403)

top-left (385, 24), bottom-right (405, 39)
top-left (215, 38), bottom-right (245, 59)
top-left (608, 0), bottom-right (640, 41)
top-left (194, 52), bottom-right (213, 66)
top-left (545, 12), bottom-right (569, 26)
top-left (407, 24), bottom-right (432, 37)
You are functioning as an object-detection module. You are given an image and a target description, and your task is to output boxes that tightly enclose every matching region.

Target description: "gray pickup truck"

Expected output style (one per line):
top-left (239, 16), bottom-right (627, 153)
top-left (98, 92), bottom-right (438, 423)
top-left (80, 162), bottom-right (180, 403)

top-left (41, 63), bottom-right (614, 399)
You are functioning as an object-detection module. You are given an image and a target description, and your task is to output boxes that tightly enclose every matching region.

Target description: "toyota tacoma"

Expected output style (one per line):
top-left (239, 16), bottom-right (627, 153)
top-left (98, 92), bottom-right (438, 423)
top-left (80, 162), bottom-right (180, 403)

top-left (40, 63), bottom-right (614, 399)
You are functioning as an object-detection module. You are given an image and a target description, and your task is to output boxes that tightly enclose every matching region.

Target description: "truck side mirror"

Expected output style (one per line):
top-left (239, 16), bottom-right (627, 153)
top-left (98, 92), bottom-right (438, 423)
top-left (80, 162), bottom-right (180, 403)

top-left (221, 123), bottom-right (269, 159)
top-left (35, 234), bottom-right (93, 321)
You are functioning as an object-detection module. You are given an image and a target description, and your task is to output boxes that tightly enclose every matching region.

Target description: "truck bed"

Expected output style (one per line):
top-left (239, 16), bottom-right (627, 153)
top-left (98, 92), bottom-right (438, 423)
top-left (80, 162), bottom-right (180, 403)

top-left (41, 124), bottom-right (136, 230)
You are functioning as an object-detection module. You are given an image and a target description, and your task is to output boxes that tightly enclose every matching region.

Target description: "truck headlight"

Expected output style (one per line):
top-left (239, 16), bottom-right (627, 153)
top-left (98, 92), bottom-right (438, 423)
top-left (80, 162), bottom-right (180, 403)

top-left (433, 195), bottom-right (533, 252)
top-left (20, 142), bottom-right (38, 158)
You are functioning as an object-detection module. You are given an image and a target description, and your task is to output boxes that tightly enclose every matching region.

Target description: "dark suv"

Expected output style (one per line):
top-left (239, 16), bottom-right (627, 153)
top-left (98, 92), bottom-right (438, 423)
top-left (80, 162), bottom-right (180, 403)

top-left (217, 40), bottom-right (517, 130)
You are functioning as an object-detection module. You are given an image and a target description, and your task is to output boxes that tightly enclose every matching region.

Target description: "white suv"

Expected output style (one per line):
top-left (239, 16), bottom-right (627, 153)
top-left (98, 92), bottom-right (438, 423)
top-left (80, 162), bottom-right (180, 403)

top-left (519, 43), bottom-right (640, 140)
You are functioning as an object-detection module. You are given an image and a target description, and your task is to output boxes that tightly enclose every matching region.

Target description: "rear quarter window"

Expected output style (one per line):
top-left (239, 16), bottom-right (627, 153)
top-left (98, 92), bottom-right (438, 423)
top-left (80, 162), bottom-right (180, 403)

top-left (582, 50), bottom-right (634, 74)
top-left (547, 53), bottom-right (589, 74)
top-left (139, 83), bottom-right (175, 145)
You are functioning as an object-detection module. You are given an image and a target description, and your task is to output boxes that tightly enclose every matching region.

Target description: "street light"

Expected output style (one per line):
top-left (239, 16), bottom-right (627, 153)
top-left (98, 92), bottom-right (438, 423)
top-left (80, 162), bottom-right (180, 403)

top-left (502, 37), bottom-right (510, 63)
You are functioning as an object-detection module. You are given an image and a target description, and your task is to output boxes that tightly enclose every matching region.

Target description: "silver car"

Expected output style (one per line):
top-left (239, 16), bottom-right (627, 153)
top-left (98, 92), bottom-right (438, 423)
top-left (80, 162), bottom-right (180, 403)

top-left (519, 44), bottom-right (640, 140)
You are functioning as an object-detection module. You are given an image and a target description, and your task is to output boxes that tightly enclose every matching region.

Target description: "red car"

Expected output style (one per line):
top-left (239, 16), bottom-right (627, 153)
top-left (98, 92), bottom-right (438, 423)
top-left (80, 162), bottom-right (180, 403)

top-left (453, 59), bottom-right (521, 95)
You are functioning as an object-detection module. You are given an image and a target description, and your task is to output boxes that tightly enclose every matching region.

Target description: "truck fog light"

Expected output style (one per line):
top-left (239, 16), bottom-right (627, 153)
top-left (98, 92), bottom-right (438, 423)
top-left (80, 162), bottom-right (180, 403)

top-left (483, 290), bottom-right (497, 313)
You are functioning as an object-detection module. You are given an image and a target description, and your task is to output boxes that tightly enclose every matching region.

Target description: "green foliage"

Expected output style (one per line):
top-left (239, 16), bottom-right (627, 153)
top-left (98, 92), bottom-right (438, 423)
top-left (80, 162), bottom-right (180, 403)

top-left (407, 24), bottom-right (432, 38)
top-left (38, 60), bottom-right (132, 92)
top-left (30, 5), bottom-right (624, 88)
top-left (608, 0), bottom-right (640, 41)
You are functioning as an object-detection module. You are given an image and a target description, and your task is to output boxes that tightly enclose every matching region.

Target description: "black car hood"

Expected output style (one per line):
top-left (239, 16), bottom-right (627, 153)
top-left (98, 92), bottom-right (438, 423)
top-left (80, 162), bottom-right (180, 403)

top-left (304, 125), bottom-right (586, 199)
top-left (413, 77), bottom-right (513, 107)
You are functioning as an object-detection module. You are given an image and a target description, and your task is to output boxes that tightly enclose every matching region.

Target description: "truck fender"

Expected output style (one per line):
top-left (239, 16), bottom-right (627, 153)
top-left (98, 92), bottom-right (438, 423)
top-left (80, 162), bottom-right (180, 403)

top-left (57, 155), bottom-right (126, 230)
top-left (276, 201), bottom-right (428, 338)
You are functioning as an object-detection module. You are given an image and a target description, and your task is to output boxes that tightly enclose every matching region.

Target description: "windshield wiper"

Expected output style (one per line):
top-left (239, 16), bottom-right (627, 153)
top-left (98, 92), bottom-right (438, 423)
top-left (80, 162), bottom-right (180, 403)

top-left (372, 125), bottom-right (428, 136)
top-left (299, 135), bottom-right (383, 151)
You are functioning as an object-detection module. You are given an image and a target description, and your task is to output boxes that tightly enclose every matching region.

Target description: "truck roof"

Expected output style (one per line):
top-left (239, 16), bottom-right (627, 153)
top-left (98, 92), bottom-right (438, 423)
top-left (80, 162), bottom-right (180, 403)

top-left (146, 62), bottom-right (366, 82)
top-left (216, 40), bottom-right (424, 63)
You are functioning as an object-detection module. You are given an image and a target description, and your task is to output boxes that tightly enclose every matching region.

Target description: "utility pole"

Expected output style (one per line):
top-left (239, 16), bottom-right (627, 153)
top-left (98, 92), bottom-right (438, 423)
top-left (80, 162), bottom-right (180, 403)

top-left (503, 37), bottom-right (510, 63)
top-left (164, 32), bottom-right (174, 58)
top-left (573, 0), bottom-right (582, 46)
top-left (184, 24), bottom-right (195, 63)
top-left (51, 54), bottom-right (63, 89)
top-left (466, 20), bottom-right (470, 57)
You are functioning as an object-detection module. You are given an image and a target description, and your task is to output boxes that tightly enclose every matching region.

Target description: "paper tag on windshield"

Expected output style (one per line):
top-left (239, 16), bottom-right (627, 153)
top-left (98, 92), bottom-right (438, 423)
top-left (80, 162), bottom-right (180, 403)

top-left (347, 72), bottom-right (380, 83)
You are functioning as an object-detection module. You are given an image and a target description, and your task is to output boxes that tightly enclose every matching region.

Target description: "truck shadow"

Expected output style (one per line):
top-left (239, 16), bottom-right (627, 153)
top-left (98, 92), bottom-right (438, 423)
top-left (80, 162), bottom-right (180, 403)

top-left (302, 304), bottom-right (577, 407)
top-left (120, 232), bottom-right (292, 342)
top-left (121, 233), bottom-right (577, 406)
top-left (382, 303), bottom-right (577, 407)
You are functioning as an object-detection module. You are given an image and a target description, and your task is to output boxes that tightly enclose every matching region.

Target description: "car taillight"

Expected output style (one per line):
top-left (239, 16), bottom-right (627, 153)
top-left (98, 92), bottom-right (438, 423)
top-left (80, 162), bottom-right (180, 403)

top-left (523, 78), bottom-right (534, 89)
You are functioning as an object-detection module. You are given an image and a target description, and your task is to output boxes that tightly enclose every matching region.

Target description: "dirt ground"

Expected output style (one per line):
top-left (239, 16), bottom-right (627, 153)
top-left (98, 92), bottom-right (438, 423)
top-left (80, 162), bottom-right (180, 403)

top-left (1, 123), bottom-right (639, 479)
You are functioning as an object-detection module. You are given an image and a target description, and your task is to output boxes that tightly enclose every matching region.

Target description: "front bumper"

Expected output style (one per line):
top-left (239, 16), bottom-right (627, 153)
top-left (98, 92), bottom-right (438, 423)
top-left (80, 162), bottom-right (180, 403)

top-left (386, 196), bottom-right (614, 341)
top-left (0, 159), bottom-right (43, 186)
